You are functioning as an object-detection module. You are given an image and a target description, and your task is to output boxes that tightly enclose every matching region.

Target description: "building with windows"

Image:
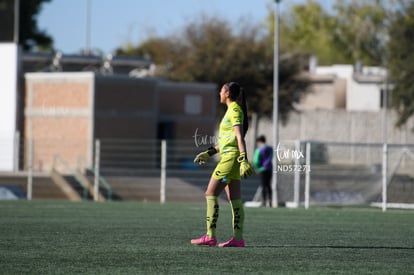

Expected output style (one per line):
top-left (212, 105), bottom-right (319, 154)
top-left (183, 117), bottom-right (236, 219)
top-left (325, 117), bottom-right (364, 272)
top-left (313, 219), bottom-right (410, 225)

top-left (298, 64), bottom-right (389, 112)
top-left (24, 72), bottom-right (216, 171)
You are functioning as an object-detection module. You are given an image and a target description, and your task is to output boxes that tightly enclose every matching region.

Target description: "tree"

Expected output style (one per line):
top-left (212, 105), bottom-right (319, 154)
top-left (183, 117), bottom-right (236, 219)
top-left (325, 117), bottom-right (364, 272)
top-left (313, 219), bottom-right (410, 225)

top-left (274, 0), bottom-right (414, 126)
top-left (332, 0), bottom-right (388, 66)
top-left (19, 0), bottom-right (53, 51)
top-left (116, 15), bottom-right (310, 123)
top-left (275, 1), bottom-right (343, 65)
top-left (272, 0), bottom-right (388, 66)
top-left (388, 1), bottom-right (414, 127)
top-left (116, 38), bottom-right (174, 64)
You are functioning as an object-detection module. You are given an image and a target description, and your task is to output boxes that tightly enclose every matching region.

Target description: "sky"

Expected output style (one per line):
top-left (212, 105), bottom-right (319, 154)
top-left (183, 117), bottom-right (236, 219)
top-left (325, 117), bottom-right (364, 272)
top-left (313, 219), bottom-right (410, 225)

top-left (38, 0), bottom-right (335, 55)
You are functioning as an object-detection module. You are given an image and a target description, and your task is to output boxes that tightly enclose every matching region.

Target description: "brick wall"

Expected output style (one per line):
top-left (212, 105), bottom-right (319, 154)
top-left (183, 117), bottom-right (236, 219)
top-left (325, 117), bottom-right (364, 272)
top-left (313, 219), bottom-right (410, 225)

top-left (25, 73), bottom-right (93, 171)
top-left (23, 73), bottom-right (218, 172)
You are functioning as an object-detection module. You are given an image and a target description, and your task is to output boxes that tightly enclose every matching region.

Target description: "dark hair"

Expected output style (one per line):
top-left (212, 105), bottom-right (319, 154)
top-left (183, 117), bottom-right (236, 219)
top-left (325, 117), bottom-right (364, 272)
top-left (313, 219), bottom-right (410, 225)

top-left (226, 82), bottom-right (249, 137)
top-left (256, 135), bottom-right (266, 143)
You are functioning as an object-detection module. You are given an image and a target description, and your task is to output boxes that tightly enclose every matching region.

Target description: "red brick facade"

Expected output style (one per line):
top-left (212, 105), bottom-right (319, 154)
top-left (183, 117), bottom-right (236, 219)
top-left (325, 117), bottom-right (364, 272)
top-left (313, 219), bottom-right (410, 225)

top-left (24, 73), bottom-right (216, 172)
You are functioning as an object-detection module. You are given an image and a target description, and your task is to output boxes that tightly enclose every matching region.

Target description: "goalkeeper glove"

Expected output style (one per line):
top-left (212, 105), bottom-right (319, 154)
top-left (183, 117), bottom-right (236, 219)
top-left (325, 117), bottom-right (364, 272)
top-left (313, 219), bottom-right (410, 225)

top-left (194, 147), bottom-right (217, 165)
top-left (237, 152), bottom-right (255, 178)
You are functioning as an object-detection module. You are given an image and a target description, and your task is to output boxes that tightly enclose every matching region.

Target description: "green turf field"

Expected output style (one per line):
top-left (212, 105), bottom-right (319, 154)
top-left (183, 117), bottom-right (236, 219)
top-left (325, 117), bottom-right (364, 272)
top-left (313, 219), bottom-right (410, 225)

top-left (0, 201), bottom-right (413, 274)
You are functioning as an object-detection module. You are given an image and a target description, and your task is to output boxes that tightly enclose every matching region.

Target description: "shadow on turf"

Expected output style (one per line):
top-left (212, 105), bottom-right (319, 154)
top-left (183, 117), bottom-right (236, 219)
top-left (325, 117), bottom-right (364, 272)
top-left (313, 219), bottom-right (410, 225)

top-left (248, 245), bottom-right (414, 250)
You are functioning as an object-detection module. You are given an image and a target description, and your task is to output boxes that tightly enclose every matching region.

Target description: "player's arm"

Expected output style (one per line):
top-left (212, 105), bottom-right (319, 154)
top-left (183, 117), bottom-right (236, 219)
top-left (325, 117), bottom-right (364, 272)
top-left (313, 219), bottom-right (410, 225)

top-left (233, 125), bottom-right (246, 154)
top-left (234, 125), bottom-right (255, 178)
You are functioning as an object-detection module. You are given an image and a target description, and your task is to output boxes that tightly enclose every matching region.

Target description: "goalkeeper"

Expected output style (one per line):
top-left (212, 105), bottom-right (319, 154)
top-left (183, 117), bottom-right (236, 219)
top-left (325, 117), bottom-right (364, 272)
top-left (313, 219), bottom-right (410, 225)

top-left (191, 82), bottom-right (254, 248)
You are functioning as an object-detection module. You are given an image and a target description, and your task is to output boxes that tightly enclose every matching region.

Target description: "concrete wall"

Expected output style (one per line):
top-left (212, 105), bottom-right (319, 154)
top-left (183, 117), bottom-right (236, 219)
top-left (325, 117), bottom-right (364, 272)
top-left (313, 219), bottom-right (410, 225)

top-left (348, 80), bottom-right (381, 112)
top-left (0, 43), bottom-right (18, 171)
top-left (158, 82), bottom-right (217, 139)
top-left (93, 77), bottom-right (217, 140)
top-left (94, 76), bottom-right (158, 139)
top-left (299, 76), bottom-right (346, 110)
top-left (250, 110), bottom-right (414, 165)
top-left (256, 110), bottom-right (414, 144)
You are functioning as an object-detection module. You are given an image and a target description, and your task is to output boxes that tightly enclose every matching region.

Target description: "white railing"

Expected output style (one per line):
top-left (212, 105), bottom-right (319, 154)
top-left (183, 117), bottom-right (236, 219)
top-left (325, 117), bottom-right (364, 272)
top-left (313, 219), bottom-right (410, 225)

top-left (1, 134), bottom-right (414, 210)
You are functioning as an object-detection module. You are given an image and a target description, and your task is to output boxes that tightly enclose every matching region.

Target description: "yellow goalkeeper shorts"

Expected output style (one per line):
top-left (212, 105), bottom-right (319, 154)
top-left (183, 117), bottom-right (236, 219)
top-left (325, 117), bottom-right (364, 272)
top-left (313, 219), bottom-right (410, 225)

top-left (212, 151), bottom-right (241, 183)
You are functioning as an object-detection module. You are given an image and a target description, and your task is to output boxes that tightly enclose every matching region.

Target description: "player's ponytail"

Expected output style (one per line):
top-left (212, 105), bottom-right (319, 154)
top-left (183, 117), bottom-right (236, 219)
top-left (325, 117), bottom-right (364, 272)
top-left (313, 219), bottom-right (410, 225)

top-left (237, 88), bottom-right (249, 138)
top-left (228, 82), bottom-right (249, 138)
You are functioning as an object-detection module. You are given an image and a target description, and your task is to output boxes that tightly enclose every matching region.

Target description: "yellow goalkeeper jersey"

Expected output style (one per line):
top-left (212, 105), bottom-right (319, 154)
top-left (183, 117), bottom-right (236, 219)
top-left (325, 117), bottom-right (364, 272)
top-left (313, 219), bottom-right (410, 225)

top-left (218, 101), bottom-right (243, 154)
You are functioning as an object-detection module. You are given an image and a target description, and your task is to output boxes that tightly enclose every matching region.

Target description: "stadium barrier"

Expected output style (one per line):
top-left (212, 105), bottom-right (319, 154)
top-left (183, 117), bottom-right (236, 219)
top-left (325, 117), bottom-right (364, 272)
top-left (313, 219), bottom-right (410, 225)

top-left (0, 135), bottom-right (413, 209)
top-left (279, 141), bottom-right (414, 210)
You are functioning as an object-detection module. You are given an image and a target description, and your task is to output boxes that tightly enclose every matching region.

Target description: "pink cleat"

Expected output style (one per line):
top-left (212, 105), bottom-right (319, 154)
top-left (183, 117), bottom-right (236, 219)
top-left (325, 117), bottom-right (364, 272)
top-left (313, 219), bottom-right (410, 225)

top-left (191, 234), bottom-right (217, 246)
top-left (218, 237), bottom-right (245, 247)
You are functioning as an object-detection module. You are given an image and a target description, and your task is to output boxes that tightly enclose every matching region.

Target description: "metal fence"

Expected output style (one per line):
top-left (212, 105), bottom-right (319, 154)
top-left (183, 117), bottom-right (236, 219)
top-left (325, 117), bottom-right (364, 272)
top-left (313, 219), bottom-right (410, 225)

top-left (1, 137), bottom-right (260, 203)
top-left (1, 136), bottom-right (413, 210)
top-left (287, 141), bottom-right (414, 210)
